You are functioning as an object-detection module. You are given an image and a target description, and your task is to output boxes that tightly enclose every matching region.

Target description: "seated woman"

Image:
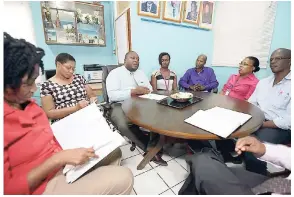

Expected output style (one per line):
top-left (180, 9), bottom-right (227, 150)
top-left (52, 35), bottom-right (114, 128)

top-left (41, 53), bottom-right (97, 122)
top-left (151, 52), bottom-right (177, 91)
top-left (4, 32), bottom-right (133, 195)
top-left (220, 56), bottom-right (260, 100)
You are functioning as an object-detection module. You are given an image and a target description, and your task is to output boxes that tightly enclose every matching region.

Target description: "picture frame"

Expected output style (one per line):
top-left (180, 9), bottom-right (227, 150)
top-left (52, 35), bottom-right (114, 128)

top-left (40, 1), bottom-right (106, 46)
top-left (199, 1), bottom-right (215, 30)
top-left (137, 1), bottom-right (161, 19)
top-left (182, 1), bottom-right (201, 25)
top-left (162, 1), bottom-right (184, 23)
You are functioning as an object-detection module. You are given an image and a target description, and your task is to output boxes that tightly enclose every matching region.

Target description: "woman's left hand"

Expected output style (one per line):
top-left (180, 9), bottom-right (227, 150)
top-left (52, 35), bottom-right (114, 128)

top-left (90, 97), bottom-right (98, 104)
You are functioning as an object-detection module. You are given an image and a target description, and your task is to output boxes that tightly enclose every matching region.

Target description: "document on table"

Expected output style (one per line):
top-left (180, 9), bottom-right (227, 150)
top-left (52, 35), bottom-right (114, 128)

top-left (51, 104), bottom-right (125, 183)
top-left (185, 107), bottom-right (252, 138)
top-left (139, 93), bottom-right (168, 101)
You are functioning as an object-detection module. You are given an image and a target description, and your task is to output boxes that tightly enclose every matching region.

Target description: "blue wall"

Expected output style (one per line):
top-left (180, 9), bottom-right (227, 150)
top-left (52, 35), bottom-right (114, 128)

top-left (130, 1), bottom-right (291, 90)
top-left (30, 1), bottom-right (117, 75)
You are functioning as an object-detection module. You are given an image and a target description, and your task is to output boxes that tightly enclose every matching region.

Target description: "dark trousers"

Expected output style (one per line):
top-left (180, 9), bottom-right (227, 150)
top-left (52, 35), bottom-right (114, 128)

top-left (110, 103), bottom-right (149, 151)
top-left (187, 151), bottom-right (269, 195)
top-left (216, 127), bottom-right (291, 175)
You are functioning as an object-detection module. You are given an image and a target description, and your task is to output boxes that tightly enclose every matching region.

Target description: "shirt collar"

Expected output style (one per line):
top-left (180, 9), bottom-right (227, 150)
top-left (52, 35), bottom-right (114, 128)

top-left (235, 73), bottom-right (256, 80)
top-left (285, 71), bottom-right (291, 80)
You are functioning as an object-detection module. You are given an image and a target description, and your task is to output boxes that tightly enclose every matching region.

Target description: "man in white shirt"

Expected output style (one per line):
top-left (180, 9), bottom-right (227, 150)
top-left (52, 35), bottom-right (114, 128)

top-left (179, 136), bottom-right (291, 195)
top-left (106, 51), bottom-right (168, 166)
top-left (245, 48), bottom-right (291, 175)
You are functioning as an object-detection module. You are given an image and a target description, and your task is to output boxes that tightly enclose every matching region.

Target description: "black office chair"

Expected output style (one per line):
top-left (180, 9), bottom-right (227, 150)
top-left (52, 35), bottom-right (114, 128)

top-left (99, 65), bottom-right (150, 152)
top-left (45, 69), bottom-right (56, 80)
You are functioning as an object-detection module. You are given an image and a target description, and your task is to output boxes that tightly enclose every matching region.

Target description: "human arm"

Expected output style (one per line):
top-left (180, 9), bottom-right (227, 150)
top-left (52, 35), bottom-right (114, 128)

top-left (244, 83), bottom-right (258, 100)
top-left (235, 136), bottom-right (290, 170)
top-left (4, 147), bottom-right (96, 194)
top-left (151, 75), bottom-right (157, 91)
top-left (221, 75), bottom-right (233, 95)
top-left (272, 101), bottom-right (291, 130)
top-left (178, 70), bottom-right (191, 89)
top-left (172, 75), bottom-right (178, 90)
top-left (85, 85), bottom-right (98, 103)
top-left (248, 82), bottom-right (259, 106)
top-left (204, 69), bottom-right (219, 91)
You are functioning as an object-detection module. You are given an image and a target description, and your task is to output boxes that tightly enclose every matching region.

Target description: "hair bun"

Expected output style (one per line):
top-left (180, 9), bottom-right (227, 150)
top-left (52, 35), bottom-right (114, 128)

top-left (254, 66), bottom-right (260, 73)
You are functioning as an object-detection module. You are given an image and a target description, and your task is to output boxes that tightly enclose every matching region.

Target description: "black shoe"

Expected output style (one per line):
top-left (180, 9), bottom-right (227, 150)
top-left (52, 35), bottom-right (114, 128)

top-left (143, 153), bottom-right (168, 166)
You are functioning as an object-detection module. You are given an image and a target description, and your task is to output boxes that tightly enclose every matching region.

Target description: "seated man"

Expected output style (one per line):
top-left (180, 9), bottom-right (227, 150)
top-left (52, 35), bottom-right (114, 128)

top-left (179, 54), bottom-right (219, 92)
top-left (106, 51), bottom-right (167, 166)
top-left (245, 48), bottom-right (291, 175)
top-left (216, 48), bottom-right (291, 174)
top-left (4, 32), bottom-right (133, 195)
top-left (179, 136), bottom-right (291, 195)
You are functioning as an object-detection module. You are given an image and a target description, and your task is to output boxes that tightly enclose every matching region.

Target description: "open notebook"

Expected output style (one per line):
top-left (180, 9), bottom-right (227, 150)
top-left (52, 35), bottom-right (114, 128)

top-left (185, 107), bottom-right (252, 138)
top-left (50, 104), bottom-right (125, 183)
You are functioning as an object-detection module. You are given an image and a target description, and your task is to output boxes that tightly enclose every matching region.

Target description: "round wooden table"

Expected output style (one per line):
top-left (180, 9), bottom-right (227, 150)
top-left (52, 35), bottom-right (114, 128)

top-left (122, 91), bottom-right (265, 169)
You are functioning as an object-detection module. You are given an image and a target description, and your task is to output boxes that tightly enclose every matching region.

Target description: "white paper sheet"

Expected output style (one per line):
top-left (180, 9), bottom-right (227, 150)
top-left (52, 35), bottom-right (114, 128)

top-left (185, 107), bottom-right (252, 138)
top-left (139, 93), bottom-right (168, 101)
top-left (51, 104), bottom-right (125, 183)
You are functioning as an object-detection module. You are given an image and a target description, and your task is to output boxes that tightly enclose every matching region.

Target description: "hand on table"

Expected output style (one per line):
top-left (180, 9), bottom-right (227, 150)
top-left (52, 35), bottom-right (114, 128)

top-left (56, 147), bottom-right (98, 166)
top-left (195, 84), bottom-right (205, 91)
top-left (235, 136), bottom-right (266, 157)
top-left (131, 86), bottom-right (150, 95)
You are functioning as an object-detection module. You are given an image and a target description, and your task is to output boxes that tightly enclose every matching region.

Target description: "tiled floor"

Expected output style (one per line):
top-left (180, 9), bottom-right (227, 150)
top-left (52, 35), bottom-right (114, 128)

top-left (120, 138), bottom-right (284, 195)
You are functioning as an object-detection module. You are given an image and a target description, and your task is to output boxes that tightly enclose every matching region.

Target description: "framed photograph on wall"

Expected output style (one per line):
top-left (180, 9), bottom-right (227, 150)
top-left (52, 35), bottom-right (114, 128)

top-left (162, 1), bottom-right (183, 23)
top-left (182, 1), bottom-right (201, 25)
top-left (137, 1), bottom-right (161, 18)
top-left (199, 1), bottom-right (215, 29)
top-left (40, 1), bottom-right (106, 46)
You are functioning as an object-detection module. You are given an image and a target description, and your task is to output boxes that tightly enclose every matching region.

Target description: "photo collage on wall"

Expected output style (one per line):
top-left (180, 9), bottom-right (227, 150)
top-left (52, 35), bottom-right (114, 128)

top-left (41, 1), bottom-right (106, 46)
top-left (137, 1), bottom-right (215, 29)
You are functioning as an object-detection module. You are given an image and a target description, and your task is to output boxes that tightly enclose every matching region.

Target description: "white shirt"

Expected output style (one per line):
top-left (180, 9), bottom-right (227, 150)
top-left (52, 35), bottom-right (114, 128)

top-left (259, 143), bottom-right (291, 180)
top-left (106, 66), bottom-right (153, 102)
top-left (248, 72), bottom-right (291, 130)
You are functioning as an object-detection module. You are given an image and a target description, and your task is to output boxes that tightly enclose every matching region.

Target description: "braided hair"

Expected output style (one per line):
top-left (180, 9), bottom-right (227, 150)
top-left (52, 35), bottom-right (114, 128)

top-left (4, 32), bottom-right (45, 90)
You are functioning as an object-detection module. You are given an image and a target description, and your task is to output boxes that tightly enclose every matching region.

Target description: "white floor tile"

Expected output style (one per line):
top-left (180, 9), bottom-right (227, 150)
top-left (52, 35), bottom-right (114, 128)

top-left (160, 189), bottom-right (175, 195)
top-left (122, 137), bottom-right (130, 146)
top-left (121, 154), bottom-right (153, 176)
top-left (171, 181), bottom-right (185, 195)
top-left (149, 153), bottom-right (173, 168)
top-left (134, 169), bottom-right (169, 195)
top-left (131, 188), bottom-right (136, 195)
top-left (155, 160), bottom-right (189, 188)
top-left (174, 155), bottom-right (189, 171)
top-left (121, 144), bottom-right (140, 160)
top-left (136, 146), bottom-right (145, 154)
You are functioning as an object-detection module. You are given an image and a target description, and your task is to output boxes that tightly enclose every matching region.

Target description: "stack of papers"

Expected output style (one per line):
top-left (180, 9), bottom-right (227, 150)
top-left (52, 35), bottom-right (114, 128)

top-left (139, 93), bottom-right (168, 101)
top-left (185, 107), bottom-right (252, 138)
top-left (51, 104), bottom-right (125, 183)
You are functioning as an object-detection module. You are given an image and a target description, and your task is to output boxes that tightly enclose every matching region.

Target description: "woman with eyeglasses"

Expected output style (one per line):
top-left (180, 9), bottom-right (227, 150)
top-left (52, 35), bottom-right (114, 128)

top-left (151, 52), bottom-right (177, 91)
top-left (220, 56), bottom-right (260, 100)
top-left (41, 53), bottom-right (97, 122)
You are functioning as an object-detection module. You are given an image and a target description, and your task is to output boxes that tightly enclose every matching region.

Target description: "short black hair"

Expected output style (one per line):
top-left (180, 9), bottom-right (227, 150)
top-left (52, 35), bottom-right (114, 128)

top-left (55, 53), bottom-right (76, 65)
top-left (247, 56), bottom-right (260, 73)
top-left (158, 52), bottom-right (171, 65)
top-left (124, 51), bottom-right (136, 61)
top-left (4, 32), bottom-right (45, 90)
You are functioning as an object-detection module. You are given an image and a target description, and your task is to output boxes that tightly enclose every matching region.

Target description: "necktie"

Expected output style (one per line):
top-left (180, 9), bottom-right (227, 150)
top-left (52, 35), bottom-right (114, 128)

top-left (251, 177), bottom-right (291, 195)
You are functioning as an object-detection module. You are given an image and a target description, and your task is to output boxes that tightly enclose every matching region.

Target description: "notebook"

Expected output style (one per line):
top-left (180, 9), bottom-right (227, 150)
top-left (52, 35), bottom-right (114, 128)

top-left (51, 103), bottom-right (125, 183)
top-left (139, 93), bottom-right (168, 101)
top-left (185, 107), bottom-right (252, 138)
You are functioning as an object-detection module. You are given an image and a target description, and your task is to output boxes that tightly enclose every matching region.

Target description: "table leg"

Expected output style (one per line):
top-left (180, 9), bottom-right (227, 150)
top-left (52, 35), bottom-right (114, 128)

top-left (137, 135), bottom-right (165, 170)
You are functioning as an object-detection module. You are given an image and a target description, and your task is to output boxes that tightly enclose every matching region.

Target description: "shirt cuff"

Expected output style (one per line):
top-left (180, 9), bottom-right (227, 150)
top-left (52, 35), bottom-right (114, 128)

top-left (258, 143), bottom-right (286, 170)
top-left (273, 117), bottom-right (290, 130)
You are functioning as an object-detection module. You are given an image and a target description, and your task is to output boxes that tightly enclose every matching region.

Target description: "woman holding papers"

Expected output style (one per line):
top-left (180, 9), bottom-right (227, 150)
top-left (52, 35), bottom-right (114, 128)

top-left (220, 56), bottom-right (260, 100)
top-left (151, 52), bottom-right (178, 91)
top-left (4, 33), bottom-right (133, 195)
top-left (41, 53), bottom-right (98, 123)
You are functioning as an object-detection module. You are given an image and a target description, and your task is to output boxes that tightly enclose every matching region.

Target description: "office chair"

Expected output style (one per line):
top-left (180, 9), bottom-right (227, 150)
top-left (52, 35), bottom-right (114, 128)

top-left (99, 65), bottom-right (150, 152)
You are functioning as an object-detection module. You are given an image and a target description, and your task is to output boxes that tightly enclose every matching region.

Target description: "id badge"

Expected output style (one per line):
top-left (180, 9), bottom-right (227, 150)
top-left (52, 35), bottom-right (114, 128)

top-left (225, 90), bottom-right (230, 95)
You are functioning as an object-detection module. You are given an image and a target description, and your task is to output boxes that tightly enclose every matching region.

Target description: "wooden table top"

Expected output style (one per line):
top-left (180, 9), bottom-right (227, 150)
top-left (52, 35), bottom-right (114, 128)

top-left (121, 91), bottom-right (265, 140)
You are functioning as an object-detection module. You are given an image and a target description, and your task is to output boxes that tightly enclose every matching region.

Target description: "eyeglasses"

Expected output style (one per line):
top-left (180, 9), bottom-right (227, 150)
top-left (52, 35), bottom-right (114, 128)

top-left (267, 57), bottom-right (291, 63)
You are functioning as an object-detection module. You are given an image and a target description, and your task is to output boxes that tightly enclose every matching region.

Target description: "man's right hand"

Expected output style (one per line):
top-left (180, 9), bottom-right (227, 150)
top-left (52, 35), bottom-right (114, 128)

top-left (131, 86), bottom-right (150, 95)
top-left (235, 136), bottom-right (266, 157)
top-left (76, 100), bottom-right (89, 109)
top-left (189, 85), bottom-right (197, 91)
top-left (56, 148), bottom-right (98, 166)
